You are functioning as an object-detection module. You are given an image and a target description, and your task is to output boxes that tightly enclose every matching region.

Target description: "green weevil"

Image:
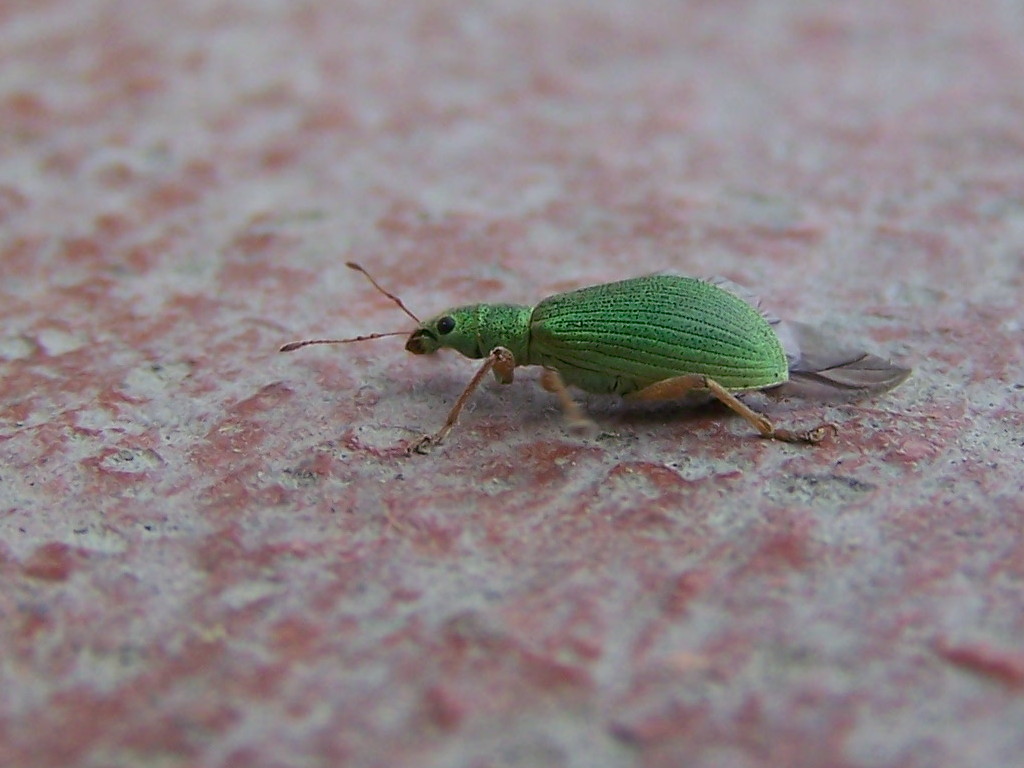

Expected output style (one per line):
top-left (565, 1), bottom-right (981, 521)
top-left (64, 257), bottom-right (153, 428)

top-left (282, 263), bottom-right (910, 452)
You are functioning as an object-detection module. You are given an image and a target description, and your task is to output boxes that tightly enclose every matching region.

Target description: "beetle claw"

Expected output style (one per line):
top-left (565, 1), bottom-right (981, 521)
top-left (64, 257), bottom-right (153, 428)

top-left (408, 434), bottom-right (437, 455)
top-left (813, 423), bottom-right (840, 442)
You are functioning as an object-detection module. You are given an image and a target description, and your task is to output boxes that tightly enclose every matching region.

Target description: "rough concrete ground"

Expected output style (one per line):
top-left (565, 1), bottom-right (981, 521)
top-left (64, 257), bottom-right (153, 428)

top-left (1, 2), bottom-right (1023, 767)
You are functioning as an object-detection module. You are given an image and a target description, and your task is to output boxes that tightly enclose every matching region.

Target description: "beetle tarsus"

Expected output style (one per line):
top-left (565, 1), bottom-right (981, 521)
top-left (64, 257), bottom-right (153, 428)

top-left (409, 434), bottom-right (437, 455)
top-left (766, 422), bottom-right (838, 444)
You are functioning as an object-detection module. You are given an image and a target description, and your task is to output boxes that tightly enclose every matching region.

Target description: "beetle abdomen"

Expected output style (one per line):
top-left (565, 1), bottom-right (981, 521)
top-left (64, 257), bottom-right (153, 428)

top-left (528, 275), bottom-right (788, 394)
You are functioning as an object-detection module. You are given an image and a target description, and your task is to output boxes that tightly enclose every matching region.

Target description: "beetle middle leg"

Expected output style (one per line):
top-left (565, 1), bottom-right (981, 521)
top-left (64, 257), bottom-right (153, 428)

top-left (627, 374), bottom-right (835, 444)
top-left (410, 347), bottom-right (516, 453)
top-left (539, 368), bottom-right (597, 436)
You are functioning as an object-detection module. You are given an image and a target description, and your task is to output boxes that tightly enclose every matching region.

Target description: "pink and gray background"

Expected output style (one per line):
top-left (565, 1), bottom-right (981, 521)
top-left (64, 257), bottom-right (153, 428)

top-left (2, 2), bottom-right (1022, 767)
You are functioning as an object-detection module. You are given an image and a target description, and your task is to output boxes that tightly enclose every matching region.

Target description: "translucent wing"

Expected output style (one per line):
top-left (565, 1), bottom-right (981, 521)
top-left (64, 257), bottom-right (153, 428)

top-left (707, 276), bottom-right (910, 402)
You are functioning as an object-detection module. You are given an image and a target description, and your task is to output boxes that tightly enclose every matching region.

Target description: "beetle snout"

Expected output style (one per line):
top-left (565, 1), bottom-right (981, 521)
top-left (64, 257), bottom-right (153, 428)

top-left (405, 330), bottom-right (432, 355)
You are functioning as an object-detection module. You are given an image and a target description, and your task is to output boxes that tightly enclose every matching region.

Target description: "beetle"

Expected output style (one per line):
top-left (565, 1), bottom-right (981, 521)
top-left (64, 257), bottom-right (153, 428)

top-left (281, 263), bottom-right (910, 452)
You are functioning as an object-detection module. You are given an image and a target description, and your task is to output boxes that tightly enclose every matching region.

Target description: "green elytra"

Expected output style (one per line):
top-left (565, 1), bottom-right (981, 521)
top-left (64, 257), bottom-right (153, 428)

top-left (282, 263), bottom-right (910, 451)
top-left (405, 275), bottom-right (787, 394)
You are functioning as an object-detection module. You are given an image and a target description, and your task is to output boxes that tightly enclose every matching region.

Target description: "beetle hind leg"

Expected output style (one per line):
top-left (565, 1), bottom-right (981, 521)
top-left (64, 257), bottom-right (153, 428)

top-left (540, 369), bottom-right (598, 437)
top-left (627, 374), bottom-right (835, 445)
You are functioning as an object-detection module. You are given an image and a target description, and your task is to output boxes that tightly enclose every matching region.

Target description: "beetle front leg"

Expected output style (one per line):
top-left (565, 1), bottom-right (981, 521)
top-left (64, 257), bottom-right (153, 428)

top-left (628, 374), bottom-right (835, 444)
top-left (410, 347), bottom-right (516, 454)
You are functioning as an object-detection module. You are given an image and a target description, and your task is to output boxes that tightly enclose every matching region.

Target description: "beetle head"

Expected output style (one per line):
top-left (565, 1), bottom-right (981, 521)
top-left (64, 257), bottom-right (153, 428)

top-left (406, 307), bottom-right (480, 357)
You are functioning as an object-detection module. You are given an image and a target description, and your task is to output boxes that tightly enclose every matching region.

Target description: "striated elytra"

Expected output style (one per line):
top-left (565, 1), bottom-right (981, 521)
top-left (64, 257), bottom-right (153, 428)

top-left (282, 265), bottom-right (910, 453)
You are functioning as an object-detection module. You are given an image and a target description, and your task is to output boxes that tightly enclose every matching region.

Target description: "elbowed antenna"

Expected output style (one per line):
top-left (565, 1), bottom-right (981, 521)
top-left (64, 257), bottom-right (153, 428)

top-left (345, 262), bottom-right (420, 323)
top-left (280, 263), bottom-right (420, 353)
top-left (279, 331), bottom-right (408, 353)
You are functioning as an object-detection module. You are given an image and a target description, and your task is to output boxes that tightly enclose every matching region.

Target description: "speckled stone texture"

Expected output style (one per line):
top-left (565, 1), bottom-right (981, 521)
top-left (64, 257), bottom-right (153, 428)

top-left (2, 2), bottom-right (1023, 767)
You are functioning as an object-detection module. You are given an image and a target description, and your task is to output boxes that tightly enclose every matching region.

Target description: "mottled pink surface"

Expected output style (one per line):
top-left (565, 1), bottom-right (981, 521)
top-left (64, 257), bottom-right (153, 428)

top-left (2, 2), bottom-right (1023, 767)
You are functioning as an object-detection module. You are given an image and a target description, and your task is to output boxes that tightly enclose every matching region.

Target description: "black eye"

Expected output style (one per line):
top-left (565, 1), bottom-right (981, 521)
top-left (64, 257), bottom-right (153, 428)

top-left (436, 316), bottom-right (456, 335)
